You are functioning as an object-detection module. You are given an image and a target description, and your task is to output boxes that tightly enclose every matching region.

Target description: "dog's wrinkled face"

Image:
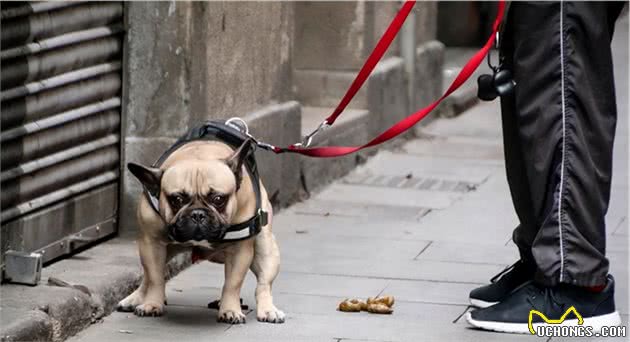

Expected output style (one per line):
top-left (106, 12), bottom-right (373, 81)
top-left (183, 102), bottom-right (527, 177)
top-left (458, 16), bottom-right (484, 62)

top-left (128, 139), bottom-right (253, 242)
top-left (160, 160), bottom-right (236, 241)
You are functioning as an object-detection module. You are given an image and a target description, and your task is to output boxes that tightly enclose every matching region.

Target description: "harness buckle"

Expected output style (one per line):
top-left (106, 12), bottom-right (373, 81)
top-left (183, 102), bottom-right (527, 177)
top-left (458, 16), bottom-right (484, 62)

top-left (293, 120), bottom-right (330, 148)
top-left (257, 209), bottom-right (268, 227)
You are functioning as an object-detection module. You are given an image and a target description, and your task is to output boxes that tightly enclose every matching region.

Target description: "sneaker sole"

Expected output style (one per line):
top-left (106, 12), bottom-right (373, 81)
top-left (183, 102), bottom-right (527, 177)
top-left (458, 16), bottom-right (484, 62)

top-left (469, 298), bottom-right (498, 308)
top-left (465, 311), bottom-right (622, 334)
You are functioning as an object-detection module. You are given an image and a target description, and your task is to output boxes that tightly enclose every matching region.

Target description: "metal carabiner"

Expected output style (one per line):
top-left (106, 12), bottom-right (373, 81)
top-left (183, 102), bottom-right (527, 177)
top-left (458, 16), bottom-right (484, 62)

top-left (293, 120), bottom-right (330, 148)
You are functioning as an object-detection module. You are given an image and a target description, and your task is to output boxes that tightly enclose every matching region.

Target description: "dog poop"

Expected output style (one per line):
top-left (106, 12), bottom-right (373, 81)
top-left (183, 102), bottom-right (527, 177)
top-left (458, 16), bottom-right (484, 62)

top-left (366, 303), bottom-right (393, 314)
top-left (367, 295), bottom-right (395, 308)
top-left (337, 295), bottom-right (394, 314)
top-left (338, 299), bottom-right (363, 312)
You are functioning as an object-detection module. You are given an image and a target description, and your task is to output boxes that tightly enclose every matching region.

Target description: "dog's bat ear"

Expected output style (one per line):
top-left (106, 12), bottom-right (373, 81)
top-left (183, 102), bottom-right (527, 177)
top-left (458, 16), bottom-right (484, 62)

top-left (226, 138), bottom-right (254, 186)
top-left (127, 162), bottom-right (163, 196)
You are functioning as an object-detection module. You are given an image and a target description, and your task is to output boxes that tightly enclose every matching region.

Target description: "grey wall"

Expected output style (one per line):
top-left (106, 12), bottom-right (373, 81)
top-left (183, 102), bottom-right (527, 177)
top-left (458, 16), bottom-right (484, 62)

top-left (415, 1), bottom-right (438, 45)
top-left (120, 1), bottom-right (443, 233)
top-left (294, 2), bottom-right (370, 71)
top-left (124, 1), bottom-right (294, 139)
top-left (188, 2), bottom-right (294, 120)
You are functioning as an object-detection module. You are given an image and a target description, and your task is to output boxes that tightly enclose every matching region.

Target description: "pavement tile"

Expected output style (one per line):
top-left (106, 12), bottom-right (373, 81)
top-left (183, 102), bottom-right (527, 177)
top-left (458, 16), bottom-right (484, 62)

top-left (277, 233), bottom-right (431, 262)
top-left (338, 340), bottom-right (396, 342)
top-left (420, 101), bottom-right (503, 139)
top-left (314, 184), bottom-right (461, 210)
top-left (261, 293), bottom-right (467, 322)
top-left (274, 273), bottom-right (388, 299)
top-left (606, 198), bottom-right (628, 236)
top-left (70, 306), bottom-right (230, 342)
top-left (272, 212), bottom-right (515, 246)
top-left (402, 136), bottom-right (504, 161)
top-left (351, 151), bottom-right (495, 184)
top-left (272, 213), bottom-right (431, 241)
top-left (417, 241), bottom-right (520, 265)
top-left (288, 199), bottom-right (429, 221)
top-left (279, 258), bottom-right (504, 284)
top-left (607, 237), bottom-right (629, 253)
top-left (381, 279), bottom-right (478, 306)
top-left (610, 215), bottom-right (628, 236)
top-left (219, 312), bottom-right (540, 342)
top-left (165, 266), bottom-right (385, 311)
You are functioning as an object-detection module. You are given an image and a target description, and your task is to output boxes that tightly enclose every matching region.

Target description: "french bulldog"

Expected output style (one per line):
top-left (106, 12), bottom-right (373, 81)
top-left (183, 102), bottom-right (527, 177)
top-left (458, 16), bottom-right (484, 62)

top-left (117, 138), bottom-right (284, 324)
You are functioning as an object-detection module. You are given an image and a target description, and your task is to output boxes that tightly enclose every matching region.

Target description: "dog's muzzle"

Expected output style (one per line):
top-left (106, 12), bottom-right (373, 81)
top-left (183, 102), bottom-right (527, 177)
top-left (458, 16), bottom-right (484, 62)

top-left (168, 208), bottom-right (227, 242)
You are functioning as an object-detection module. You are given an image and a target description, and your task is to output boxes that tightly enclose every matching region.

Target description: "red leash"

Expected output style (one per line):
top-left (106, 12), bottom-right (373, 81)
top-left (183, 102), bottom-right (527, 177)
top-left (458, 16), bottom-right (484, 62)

top-left (272, 0), bottom-right (505, 157)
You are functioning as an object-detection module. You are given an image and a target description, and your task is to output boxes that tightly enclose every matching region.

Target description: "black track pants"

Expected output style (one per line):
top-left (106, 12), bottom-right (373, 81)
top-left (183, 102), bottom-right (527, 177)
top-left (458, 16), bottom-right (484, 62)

top-left (499, 2), bottom-right (624, 287)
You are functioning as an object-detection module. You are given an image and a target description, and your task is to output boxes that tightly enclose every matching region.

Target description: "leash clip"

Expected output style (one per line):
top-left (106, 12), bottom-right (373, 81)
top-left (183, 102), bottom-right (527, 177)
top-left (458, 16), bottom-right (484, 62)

top-left (254, 141), bottom-right (277, 152)
top-left (293, 120), bottom-right (330, 148)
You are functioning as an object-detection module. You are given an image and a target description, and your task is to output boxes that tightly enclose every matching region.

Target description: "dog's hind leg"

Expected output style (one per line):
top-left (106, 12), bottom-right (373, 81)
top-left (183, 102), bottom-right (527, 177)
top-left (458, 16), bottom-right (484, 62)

top-left (251, 227), bottom-right (285, 323)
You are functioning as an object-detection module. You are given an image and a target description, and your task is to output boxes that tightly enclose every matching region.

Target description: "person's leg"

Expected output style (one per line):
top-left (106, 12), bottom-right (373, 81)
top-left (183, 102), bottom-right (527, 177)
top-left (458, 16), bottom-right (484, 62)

top-left (468, 5), bottom-right (539, 308)
top-left (467, 84), bottom-right (539, 307)
top-left (468, 1), bottom-right (624, 333)
top-left (498, 5), bottom-right (539, 266)
top-left (511, 1), bottom-right (620, 287)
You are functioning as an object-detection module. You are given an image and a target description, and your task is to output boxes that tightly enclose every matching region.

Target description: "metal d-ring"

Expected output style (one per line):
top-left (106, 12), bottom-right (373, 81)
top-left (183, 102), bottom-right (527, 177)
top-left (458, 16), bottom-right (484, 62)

top-left (225, 117), bottom-right (250, 135)
top-left (225, 117), bottom-right (278, 152)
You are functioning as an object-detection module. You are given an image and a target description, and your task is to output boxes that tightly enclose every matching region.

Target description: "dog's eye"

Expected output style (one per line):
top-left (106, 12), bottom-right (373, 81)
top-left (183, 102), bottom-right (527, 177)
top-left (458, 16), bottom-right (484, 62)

top-left (169, 194), bottom-right (187, 210)
top-left (211, 195), bottom-right (227, 208)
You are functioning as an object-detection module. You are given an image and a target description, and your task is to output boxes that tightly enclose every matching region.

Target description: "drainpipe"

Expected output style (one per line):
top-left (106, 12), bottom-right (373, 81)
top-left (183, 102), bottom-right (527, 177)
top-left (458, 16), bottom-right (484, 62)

top-left (400, 2), bottom-right (416, 112)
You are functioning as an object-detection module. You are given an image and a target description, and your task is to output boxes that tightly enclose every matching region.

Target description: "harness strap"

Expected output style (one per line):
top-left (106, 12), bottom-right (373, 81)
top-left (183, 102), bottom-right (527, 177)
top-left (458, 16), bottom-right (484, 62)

top-left (272, 0), bottom-right (506, 157)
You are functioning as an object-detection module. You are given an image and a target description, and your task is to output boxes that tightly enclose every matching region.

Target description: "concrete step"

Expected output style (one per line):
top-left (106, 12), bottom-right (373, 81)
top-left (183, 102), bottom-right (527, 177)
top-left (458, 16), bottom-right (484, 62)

top-left (293, 69), bottom-right (368, 109)
top-left (299, 106), bottom-right (372, 193)
top-left (440, 47), bottom-right (495, 117)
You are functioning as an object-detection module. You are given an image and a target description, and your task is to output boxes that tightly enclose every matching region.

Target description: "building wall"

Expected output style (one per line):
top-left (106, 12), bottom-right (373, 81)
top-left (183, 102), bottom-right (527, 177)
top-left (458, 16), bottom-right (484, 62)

top-left (120, 1), bottom-right (442, 233)
top-left (188, 2), bottom-right (294, 121)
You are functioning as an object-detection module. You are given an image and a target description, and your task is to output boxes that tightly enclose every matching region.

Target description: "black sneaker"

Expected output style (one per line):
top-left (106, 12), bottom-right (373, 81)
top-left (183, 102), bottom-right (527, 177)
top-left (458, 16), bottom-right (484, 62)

top-left (469, 260), bottom-right (535, 308)
top-left (466, 275), bottom-right (621, 334)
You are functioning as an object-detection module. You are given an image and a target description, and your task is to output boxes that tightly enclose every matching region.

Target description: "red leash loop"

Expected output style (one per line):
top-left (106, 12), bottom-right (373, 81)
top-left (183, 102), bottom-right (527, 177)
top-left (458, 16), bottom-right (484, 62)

top-left (275, 0), bottom-right (506, 157)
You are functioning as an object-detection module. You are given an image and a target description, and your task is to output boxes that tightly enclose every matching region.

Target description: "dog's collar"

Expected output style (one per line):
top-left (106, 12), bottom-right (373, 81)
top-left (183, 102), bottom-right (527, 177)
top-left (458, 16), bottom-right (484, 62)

top-left (143, 120), bottom-right (268, 242)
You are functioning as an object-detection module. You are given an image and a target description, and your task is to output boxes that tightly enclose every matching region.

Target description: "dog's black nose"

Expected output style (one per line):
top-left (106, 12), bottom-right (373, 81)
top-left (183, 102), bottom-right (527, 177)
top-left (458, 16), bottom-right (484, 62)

top-left (190, 209), bottom-right (207, 224)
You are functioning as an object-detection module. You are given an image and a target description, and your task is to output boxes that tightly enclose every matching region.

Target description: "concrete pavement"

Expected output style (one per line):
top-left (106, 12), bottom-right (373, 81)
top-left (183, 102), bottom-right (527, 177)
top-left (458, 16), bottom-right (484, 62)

top-left (69, 15), bottom-right (628, 342)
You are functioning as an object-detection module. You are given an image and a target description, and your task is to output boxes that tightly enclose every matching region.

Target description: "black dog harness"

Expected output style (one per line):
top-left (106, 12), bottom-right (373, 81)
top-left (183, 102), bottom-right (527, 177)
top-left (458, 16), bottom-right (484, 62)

top-left (145, 119), bottom-right (268, 242)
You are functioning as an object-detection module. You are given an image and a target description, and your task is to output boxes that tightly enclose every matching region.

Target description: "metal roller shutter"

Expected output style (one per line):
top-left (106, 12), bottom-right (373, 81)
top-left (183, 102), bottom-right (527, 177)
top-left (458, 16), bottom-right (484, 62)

top-left (1, 1), bottom-right (124, 280)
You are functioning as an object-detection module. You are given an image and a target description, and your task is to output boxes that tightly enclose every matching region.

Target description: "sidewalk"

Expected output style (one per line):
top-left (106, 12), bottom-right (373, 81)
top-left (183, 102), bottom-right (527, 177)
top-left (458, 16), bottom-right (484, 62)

top-left (70, 94), bottom-right (628, 341)
top-left (69, 14), bottom-right (628, 342)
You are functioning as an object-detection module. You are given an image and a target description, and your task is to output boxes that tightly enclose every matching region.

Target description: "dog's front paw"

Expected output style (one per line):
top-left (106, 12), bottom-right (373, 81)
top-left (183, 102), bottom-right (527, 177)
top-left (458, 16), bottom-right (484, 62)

top-left (217, 310), bottom-right (246, 324)
top-left (134, 302), bottom-right (164, 317)
top-left (117, 291), bottom-right (144, 312)
top-left (257, 306), bottom-right (285, 324)
top-left (116, 301), bottom-right (136, 313)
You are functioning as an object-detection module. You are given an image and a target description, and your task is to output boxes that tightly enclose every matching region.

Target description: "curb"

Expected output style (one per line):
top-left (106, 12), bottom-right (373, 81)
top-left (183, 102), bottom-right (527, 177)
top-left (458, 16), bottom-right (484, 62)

top-left (440, 85), bottom-right (480, 118)
top-left (0, 247), bottom-right (191, 342)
